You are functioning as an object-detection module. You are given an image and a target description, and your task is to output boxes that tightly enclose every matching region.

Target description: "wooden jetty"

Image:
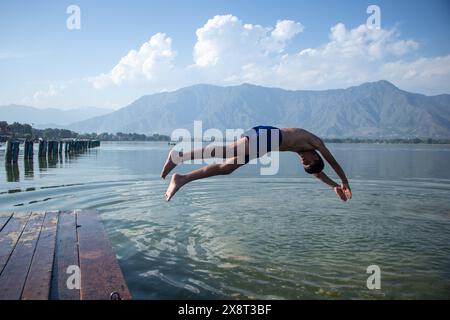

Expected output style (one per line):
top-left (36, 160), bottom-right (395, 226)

top-left (0, 210), bottom-right (131, 300)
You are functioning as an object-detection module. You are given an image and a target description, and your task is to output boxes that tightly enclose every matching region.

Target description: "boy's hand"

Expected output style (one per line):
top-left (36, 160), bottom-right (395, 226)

top-left (334, 186), bottom-right (348, 202)
top-left (341, 183), bottom-right (352, 200)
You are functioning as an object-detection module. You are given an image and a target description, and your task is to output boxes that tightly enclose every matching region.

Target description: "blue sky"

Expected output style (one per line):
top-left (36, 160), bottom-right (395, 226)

top-left (0, 0), bottom-right (449, 109)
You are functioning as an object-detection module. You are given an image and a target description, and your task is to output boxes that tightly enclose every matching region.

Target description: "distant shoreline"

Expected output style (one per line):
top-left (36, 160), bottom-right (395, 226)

top-left (2, 139), bottom-right (450, 147)
top-left (2, 121), bottom-right (450, 145)
top-left (322, 138), bottom-right (450, 145)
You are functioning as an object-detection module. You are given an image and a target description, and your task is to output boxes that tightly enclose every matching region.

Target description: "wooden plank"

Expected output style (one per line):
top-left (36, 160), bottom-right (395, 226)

top-left (77, 209), bottom-right (131, 300)
top-left (21, 211), bottom-right (59, 300)
top-left (0, 212), bottom-right (31, 274)
top-left (0, 213), bottom-right (13, 232)
top-left (50, 211), bottom-right (80, 300)
top-left (0, 212), bottom-right (45, 300)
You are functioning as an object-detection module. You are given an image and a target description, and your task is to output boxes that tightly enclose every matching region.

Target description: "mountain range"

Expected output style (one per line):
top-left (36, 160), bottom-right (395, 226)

top-left (2, 81), bottom-right (449, 138)
top-left (0, 105), bottom-right (111, 129)
top-left (68, 81), bottom-right (450, 138)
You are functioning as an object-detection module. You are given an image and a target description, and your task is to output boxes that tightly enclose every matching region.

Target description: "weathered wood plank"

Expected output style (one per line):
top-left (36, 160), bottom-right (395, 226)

top-left (0, 212), bottom-right (31, 274)
top-left (50, 211), bottom-right (80, 300)
top-left (0, 212), bottom-right (45, 300)
top-left (77, 210), bottom-right (131, 300)
top-left (21, 211), bottom-right (59, 300)
top-left (0, 213), bottom-right (13, 232)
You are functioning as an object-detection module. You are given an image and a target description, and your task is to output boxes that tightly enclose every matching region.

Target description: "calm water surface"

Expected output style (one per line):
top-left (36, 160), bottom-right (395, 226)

top-left (0, 142), bottom-right (449, 299)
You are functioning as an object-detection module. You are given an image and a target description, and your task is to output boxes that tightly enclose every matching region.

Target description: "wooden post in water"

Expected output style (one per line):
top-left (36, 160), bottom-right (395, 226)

top-left (5, 140), bottom-right (12, 163)
top-left (59, 141), bottom-right (63, 155)
top-left (24, 140), bottom-right (34, 159)
top-left (38, 140), bottom-right (47, 158)
top-left (28, 141), bottom-right (31, 159)
top-left (11, 141), bottom-right (20, 163)
top-left (47, 141), bottom-right (52, 158)
top-left (38, 140), bottom-right (42, 157)
top-left (24, 141), bottom-right (28, 159)
top-left (48, 141), bottom-right (56, 157)
top-left (53, 141), bottom-right (58, 156)
top-left (48, 141), bottom-right (52, 157)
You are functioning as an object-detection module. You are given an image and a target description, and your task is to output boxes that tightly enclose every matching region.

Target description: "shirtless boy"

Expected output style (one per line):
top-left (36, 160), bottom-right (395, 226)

top-left (161, 125), bottom-right (352, 202)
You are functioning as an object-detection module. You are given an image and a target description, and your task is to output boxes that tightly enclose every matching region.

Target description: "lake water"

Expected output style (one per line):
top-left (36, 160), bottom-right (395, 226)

top-left (1, 141), bottom-right (449, 299)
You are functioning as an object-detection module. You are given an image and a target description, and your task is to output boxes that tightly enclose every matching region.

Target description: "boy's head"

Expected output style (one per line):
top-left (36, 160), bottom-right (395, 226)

top-left (301, 150), bottom-right (324, 174)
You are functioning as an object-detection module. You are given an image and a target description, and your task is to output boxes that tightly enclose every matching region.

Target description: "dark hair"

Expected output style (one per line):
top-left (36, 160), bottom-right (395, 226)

top-left (304, 152), bottom-right (324, 174)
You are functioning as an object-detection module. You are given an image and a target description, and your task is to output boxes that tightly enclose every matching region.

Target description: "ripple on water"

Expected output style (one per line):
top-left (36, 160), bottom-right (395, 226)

top-left (92, 178), bottom-right (450, 299)
top-left (1, 175), bottom-right (450, 299)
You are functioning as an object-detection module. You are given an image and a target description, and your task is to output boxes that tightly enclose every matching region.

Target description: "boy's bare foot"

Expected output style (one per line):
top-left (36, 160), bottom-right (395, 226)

top-left (165, 174), bottom-right (186, 201)
top-left (161, 150), bottom-right (179, 179)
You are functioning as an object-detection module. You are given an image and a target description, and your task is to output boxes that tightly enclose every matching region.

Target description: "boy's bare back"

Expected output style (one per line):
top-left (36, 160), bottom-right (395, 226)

top-left (279, 128), bottom-right (323, 153)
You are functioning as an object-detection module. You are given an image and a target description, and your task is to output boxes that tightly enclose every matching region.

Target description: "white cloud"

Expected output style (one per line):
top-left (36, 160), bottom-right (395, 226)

top-left (267, 23), bottom-right (422, 89)
top-left (271, 20), bottom-right (304, 42)
top-left (188, 17), bottom-right (434, 92)
top-left (15, 84), bottom-right (67, 108)
top-left (88, 14), bottom-right (450, 96)
top-left (33, 84), bottom-right (64, 102)
top-left (264, 23), bottom-right (450, 94)
top-left (90, 33), bottom-right (176, 89)
top-left (192, 15), bottom-right (303, 71)
top-left (325, 23), bottom-right (419, 60)
top-left (380, 55), bottom-right (450, 93)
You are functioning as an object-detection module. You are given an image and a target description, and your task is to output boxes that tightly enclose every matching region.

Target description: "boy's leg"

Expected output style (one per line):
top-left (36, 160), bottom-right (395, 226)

top-left (183, 137), bottom-right (248, 160)
top-left (164, 156), bottom-right (243, 201)
top-left (160, 137), bottom-right (248, 179)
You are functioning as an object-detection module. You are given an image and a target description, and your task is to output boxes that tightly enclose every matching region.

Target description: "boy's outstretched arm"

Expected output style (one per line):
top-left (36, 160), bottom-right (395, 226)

top-left (313, 171), bottom-right (348, 201)
top-left (311, 138), bottom-right (352, 199)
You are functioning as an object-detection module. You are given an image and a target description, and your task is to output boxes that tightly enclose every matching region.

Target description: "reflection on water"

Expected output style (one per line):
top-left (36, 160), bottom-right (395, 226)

top-left (38, 156), bottom-right (47, 173)
top-left (48, 154), bottom-right (58, 168)
top-left (24, 159), bottom-right (34, 179)
top-left (0, 142), bottom-right (450, 299)
top-left (5, 162), bottom-right (20, 182)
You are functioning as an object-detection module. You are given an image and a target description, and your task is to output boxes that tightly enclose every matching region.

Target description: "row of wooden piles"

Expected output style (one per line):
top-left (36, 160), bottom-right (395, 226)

top-left (4, 140), bottom-right (101, 163)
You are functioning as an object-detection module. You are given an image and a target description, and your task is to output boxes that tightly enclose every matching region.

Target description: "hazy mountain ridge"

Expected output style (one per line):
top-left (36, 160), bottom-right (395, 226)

top-left (0, 105), bottom-right (112, 128)
top-left (11, 81), bottom-right (450, 138)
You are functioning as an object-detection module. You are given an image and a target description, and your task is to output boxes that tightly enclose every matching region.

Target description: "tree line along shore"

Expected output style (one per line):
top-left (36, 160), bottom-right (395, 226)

top-left (1, 121), bottom-right (450, 144)
top-left (0, 121), bottom-right (170, 142)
